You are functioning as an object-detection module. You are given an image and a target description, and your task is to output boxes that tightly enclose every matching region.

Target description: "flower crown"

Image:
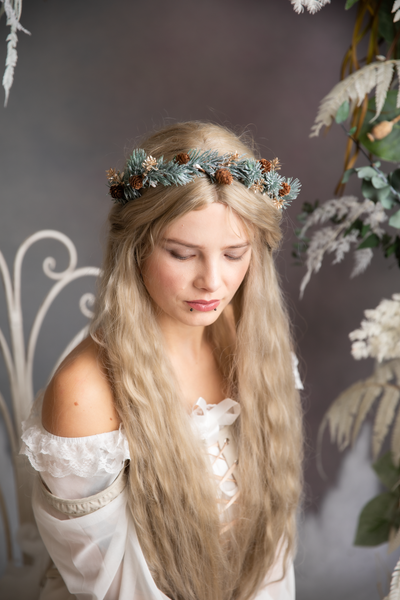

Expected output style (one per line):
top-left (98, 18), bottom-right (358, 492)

top-left (106, 149), bottom-right (301, 210)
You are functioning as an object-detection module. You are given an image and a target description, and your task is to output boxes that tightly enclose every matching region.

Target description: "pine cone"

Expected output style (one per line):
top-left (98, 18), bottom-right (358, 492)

top-left (259, 159), bottom-right (272, 173)
top-left (106, 168), bottom-right (117, 181)
top-left (278, 182), bottom-right (291, 197)
top-left (215, 168), bottom-right (233, 185)
top-left (130, 175), bottom-right (143, 189)
top-left (110, 184), bottom-right (125, 200)
top-left (175, 153), bottom-right (190, 165)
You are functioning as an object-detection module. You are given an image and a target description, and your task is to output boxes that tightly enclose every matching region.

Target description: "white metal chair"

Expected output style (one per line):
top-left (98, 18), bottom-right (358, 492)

top-left (0, 230), bottom-right (100, 599)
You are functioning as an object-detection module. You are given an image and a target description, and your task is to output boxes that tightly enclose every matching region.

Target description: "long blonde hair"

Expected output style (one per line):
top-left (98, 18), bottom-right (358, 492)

top-left (91, 122), bottom-right (303, 600)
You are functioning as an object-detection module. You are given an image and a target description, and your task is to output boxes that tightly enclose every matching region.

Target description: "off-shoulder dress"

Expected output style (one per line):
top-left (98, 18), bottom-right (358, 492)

top-left (20, 394), bottom-right (295, 600)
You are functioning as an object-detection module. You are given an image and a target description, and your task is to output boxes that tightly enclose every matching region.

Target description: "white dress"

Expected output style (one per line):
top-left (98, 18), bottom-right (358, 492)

top-left (20, 394), bottom-right (295, 600)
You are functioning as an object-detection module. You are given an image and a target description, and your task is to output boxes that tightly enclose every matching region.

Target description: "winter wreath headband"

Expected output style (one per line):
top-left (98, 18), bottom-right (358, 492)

top-left (106, 149), bottom-right (301, 210)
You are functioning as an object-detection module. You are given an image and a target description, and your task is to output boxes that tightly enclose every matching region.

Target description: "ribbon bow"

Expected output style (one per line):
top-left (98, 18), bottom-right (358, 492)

top-left (190, 398), bottom-right (240, 445)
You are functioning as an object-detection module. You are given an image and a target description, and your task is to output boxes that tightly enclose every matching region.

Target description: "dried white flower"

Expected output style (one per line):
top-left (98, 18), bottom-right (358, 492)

top-left (299, 196), bottom-right (386, 297)
top-left (310, 60), bottom-right (400, 137)
top-left (332, 229), bottom-right (359, 264)
top-left (350, 248), bottom-right (374, 278)
top-left (290, 0), bottom-right (330, 14)
top-left (350, 294), bottom-right (400, 362)
top-left (300, 196), bottom-right (362, 237)
top-left (362, 201), bottom-right (387, 236)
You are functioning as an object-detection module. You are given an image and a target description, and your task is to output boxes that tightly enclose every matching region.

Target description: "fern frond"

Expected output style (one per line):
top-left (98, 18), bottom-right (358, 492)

top-left (387, 556), bottom-right (400, 600)
top-left (375, 61), bottom-right (396, 122)
top-left (337, 385), bottom-right (367, 450)
top-left (290, 0), bottom-right (330, 14)
top-left (322, 381), bottom-right (366, 451)
top-left (393, 0), bottom-right (400, 24)
top-left (351, 383), bottom-right (382, 442)
top-left (310, 60), bottom-right (400, 137)
top-left (321, 360), bottom-right (400, 461)
top-left (372, 386), bottom-right (400, 458)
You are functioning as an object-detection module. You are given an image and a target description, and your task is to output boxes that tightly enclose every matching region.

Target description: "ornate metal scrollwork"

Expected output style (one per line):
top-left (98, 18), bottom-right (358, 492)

top-left (0, 230), bottom-right (100, 567)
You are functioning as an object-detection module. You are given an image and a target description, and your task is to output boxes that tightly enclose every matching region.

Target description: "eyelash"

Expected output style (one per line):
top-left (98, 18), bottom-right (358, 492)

top-left (169, 251), bottom-right (244, 261)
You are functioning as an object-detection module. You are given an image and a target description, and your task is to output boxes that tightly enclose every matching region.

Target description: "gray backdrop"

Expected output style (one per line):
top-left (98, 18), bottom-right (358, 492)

top-left (0, 0), bottom-right (399, 597)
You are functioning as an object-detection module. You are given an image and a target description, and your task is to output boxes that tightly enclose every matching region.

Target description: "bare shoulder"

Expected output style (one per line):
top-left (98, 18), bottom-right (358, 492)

top-left (42, 337), bottom-right (120, 437)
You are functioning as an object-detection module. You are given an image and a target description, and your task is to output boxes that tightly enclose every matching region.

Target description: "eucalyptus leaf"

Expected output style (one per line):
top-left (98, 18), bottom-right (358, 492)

top-left (361, 179), bottom-right (379, 202)
top-left (379, 189), bottom-right (394, 209)
top-left (354, 492), bottom-right (395, 546)
top-left (336, 100), bottom-right (350, 124)
top-left (345, 0), bottom-right (359, 8)
top-left (357, 166), bottom-right (377, 180)
top-left (377, 185), bottom-right (392, 201)
top-left (373, 452), bottom-right (400, 490)
top-left (359, 91), bottom-right (400, 163)
top-left (372, 175), bottom-right (389, 189)
top-left (389, 210), bottom-right (400, 229)
top-left (342, 168), bottom-right (356, 184)
top-left (358, 234), bottom-right (380, 249)
top-left (348, 126), bottom-right (357, 136)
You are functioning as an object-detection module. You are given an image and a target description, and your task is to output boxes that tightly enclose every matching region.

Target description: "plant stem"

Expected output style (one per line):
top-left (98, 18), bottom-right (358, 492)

top-left (386, 28), bottom-right (400, 60)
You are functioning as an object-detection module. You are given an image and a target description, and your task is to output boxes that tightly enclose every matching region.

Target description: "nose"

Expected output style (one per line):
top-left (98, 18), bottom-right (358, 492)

top-left (194, 257), bottom-right (221, 292)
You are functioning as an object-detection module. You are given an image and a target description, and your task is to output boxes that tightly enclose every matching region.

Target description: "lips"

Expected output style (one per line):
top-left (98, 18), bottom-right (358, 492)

top-left (186, 299), bottom-right (221, 312)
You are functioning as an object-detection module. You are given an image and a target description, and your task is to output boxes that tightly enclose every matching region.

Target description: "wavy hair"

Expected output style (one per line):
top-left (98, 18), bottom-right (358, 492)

top-left (91, 122), bottom-right (303, 600)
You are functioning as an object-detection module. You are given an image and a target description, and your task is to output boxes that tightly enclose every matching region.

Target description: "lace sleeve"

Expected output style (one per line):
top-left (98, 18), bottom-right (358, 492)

top-left (20, 393), bottom-right (131, 478)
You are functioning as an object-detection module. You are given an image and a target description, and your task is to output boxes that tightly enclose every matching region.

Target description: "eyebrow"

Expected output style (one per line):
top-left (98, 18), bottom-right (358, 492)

top-left (162, 237), bottom-right (250, 250)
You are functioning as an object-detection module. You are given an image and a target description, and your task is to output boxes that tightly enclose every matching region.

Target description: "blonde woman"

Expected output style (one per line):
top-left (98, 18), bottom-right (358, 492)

top-left (20, 121), bottom-right (303, 600)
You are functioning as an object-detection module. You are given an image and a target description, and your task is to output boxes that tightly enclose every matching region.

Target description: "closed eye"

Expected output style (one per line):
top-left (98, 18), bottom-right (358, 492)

top-left (226, 254), bottom-right (245, 261)
top-left (169, 251), bottom-right (192, 261)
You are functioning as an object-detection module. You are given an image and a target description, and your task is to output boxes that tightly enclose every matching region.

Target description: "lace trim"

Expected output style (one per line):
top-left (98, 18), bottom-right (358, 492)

top-left (20, 393), bottom-right (131, 478)
top-left (20, 394), bottom-right (240, 479)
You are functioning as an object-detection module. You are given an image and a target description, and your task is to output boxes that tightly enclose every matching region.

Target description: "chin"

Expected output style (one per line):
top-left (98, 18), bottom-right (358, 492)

top-left (180, 310), bottom-right (221, 325)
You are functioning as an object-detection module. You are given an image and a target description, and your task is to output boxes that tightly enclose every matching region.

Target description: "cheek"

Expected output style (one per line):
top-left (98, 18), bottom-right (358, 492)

top-left (231, 259), bottom-right (251, 291)
top-left (144, 259), bottom-right (188, 297)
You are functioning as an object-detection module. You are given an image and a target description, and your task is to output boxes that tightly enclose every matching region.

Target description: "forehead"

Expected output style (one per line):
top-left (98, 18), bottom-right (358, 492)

top-left (164, 203), bottom-right (249, 244)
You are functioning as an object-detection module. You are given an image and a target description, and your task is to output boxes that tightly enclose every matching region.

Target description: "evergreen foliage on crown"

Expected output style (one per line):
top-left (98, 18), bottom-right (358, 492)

top-left (106, 149), bottom-right (301, 210)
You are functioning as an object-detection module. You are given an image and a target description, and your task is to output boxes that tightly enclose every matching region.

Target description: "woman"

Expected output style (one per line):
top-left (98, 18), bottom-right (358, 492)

top-left (20, 121), bottom-right (303, 600)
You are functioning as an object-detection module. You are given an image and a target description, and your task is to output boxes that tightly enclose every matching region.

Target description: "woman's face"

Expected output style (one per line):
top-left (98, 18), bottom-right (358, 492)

top-left (141, 203), bottom-right (252, 328)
